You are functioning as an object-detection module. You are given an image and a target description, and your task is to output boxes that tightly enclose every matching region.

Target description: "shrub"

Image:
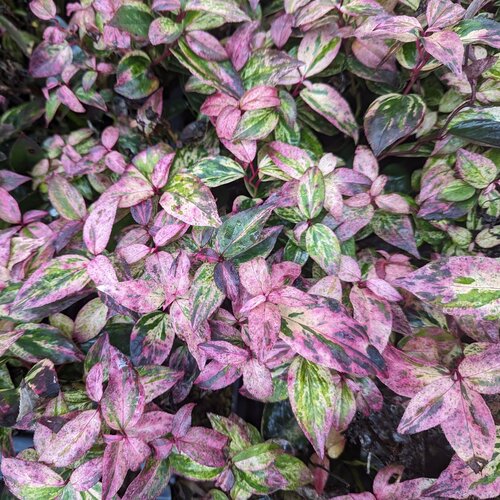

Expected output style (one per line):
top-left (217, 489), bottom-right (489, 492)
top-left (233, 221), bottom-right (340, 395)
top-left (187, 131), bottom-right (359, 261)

top-left (0, 0), bottom-right (499, 498)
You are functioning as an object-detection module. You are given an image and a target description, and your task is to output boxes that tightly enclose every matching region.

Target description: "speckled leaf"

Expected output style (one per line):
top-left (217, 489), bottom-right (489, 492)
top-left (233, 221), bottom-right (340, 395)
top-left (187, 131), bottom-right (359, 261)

top-left (148, 17), bottom-right (182, 45)
top-left (191, 156), bottom-right (245, 187)
top-left (305, 223), bottom-right (341, 275)
top-left (448, 107), bottom-right (500, 148)
top-left (12, 255), bottom-right (90, 312)
top-left (371, 211), bottom-right (420, 258)
top-left (422, 31), bottom-right (464, 76)
top-left (456, 149), bottom-right (497, 189)
top-left (122, 459), bottom-right (171, 500)
top-left (169, 452), bottom-right (224, 481)
top-left (39, 410), bottom-right (101, 467)
top-left (98, 280), bottom-right (165, 314)
top-left (279, 299), bottom-right (385, 376)
top-left (115, 51), bottom-right (159, 100)
top-left (364, 93), bottom-right (426, 156)
top-left (111, 2), bottom-right (154, 38)
top-left (441, 382), bottom-right (495, 472)
top-left (185, 0), bottom-right (250, 23)
top-left (297, 167), bottom-right (325, 219)
top-left (161, 173), bottom-right (221, 227)
top-left (398, 377), bottom-right (459, 434)
top-left (190, 263), bottom-right (225, 329)
top-left (47, 175), bottom-right (86, 221)
top-left (0, 187), bottom-right (21, 224)
top-left (459, 344), bottom-right (500, 394)
top-left (101, 347), bottom-right (145, 431)
top-left (1, 458), bottom-right (65, 500)
top-left (395, 256), bottom-right (500, 320)
top-left (83, 198), bottom-right (118, 255)
top-left (300, 83), bottom-right (358, 141)
top-left (136, 365), bottom-right (183, 402)
top-left (287, 357), bottom-right (336, 458)
top-left (298, 29), bottom-right (341, 78)
top-left (267, 141), bottom-right (314, 180)
top-left (29, 0), bottom-right (56, 20)
top-left (130, 312), bottom-right (174, 365)
top-left (73, 297), bottom-right (108, 343)
top-left (29, 41), bottom-right (72, 78)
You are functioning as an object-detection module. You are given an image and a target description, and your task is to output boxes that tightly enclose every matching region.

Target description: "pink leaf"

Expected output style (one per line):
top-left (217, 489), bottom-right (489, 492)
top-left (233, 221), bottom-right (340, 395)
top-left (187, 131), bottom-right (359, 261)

top-left (365, 278), bottom-right (402, 302)
top-left (56, 85), bottom-right (86, 113)
top-left (459, 344), bottom-right (500, 394)
top-left (101, 126), bottom-right (119, 150)
top-left (239, 257), bottom-right (272, 296)
top-left (0, 187), bottom-right (21, 224)
top-left (101, 347), bottom-right (145, 431)
top-left (98, 280), bottom-right (165, 314)
top-left (29, 0), bottom-right (56, 20)
top-left (426, 0), bottom-right (465, 31)
top-left (199, 340), bottom-right (250, 365)
top-left (271, 13), bottom-right (294, 48)
top-left (70, 457), bottom-right (103, 491)
top-left (126, 411), bottom-right (174, 441)
top-left (83, 198), bottom-right (118, 255)
top-left (86, 362), bottom-right (104, 402)
top-left (422, 31), bottom-right (464, 76)
top-left (353, 145), bottom-right (379, 181)
top-left (102, 440), bottom-right (129, 500)
top-left (178, 427), bottom-right (228, 467)
top-left (242, 358), bottom-right (274, 400)
top-left (185, 30), bottom-right (228, 61)
top-left (247, 301), bottom-right (281, 360)
top-left (240, 86), bottom-right (280, 111)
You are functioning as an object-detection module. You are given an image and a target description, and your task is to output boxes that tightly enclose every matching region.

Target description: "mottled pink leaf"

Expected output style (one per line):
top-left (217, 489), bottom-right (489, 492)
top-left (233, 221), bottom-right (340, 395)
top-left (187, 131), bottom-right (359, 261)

top-left (422, 31), bottom-right (464, 76)
top-left (178, 427), bottom-right (228, 467)
top-left (459, 344), bottom-right (500, 394)
top-left (29, 41), bottom-right (72, 78)
top-left (242, 358), bottom-right (273, 400)
top-left (0, 187), bottom-right (21, 224)
top-left (426, 0), bottom-right (465, 31)
top-left (366, 278), bottom-right (402, 302)
top-left (70, 457), bottom-right (103, 491)
top-left (239, 257), bottom-right (272, 296)
top-left (29, 0), bottom-right (56, 19)
top-left (98, 280), bottom-right (165, 314)
top-left (185, 30), bottom-right (227, 61)
top-left (240, 86), bottom-right (281, 111)
top-left (83, 198), bottom-right (118, 255)
top-left (271, 13), bottom-right (294, 48)
top-left (86, 362), bottom-right (104, 402)
top-left (102, 440), bottom-right (129, 500)
top-left (56, 85), bottom-right (86, 113)
top-left (247, 301), bottom-right (281, 361)
top-left (199, 340), bottom-right (250, 365)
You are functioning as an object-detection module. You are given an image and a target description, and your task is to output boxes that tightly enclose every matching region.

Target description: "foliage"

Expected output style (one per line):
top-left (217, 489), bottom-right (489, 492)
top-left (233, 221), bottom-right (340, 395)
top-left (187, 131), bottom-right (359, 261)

top-left (0, 0), bottom-right (499, 498)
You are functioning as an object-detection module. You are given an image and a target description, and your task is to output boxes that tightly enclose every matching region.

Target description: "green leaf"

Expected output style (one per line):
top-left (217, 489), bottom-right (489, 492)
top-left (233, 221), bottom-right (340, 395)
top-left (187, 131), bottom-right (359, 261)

top-left (214, 204), bottom-right (274, 259)
top-left (441, 179), bottom-right (476, 201)
top-left (110, 2), bottom-right (153, 37)
top-left (47, 175), bottom-right (86, 221)
top-left (272, 454), bottom-right (312, 490)
top-left (371, 211), bottom-right (420, 258)
top-left (169, 453), bottom-right (223, 481)
top-left (233, 442), bottom-right (283, 471)
top-left (161, 172), bottom-right (221, 227)
top-left (364, 93), bottom-right (426, 155)
top-left (288, 357), bottom-right (336, 457)
top-left (114, 51), bottom-right (159, 100)
top-left (189, 263), bottom-right (225, 329)
top-left (233, 109), bottom-right (279, 141)
top-left (448, 107), bottom-right (500, 148)
top-left (297, 167), bottom-right (325, 219)
top-left (305, 223), bottom-right (341, 275)
top-left (191, 156), bottom-right (245, 187)
top-left (455, 18), bottom-right (500, 49)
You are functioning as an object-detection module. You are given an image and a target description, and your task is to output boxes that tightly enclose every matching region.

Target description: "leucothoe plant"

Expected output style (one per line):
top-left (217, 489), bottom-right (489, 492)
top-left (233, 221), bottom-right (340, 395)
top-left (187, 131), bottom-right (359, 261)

top-left (0, 0), bottom-right (498, 498)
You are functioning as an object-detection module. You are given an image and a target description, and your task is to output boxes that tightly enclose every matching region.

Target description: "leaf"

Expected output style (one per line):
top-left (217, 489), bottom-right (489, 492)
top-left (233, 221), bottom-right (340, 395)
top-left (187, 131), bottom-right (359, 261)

top-left (232, 109), bottom-right (279, 141)
top-left (169, 452), bottom-right (223, 481)
top-left (422, 31), bottom-right (464, 76)
top-left (122, 459), bottom-right (171, 500)
top-left (102, 440), bottom-right (129, 500)
top-left (455, 17), bottom-right (500, 49)
top-left (371, 211), bottom-right (420, 258)
top-left (47, 175), bottom-right (86, 221)
top-left (189, 263), bottom-right (225, 329)
top-left (101, 347), bottom-right (145, 431)
top-left (298, 29), bottom-right (341, 78)
top-left (130, 312), bottom-right (174, 365)
top-left (305, 223), bottom-right (341, 275)
top-left (83, 198), bottom-right (119, 255)
top-left (9, 323), bottom-right (82, 364)
top-left (394, 256), bottom-right (500, 320)
top-left (448, 106), bottom-right (500, 148)
top-left (297, 167), bottom-right (325, 219)
top-left (74, 297), bottom-right (108, 343)
top-left (278, 298), bottom-right (385, 376)
top-left (115, 51), bottom-right (160, 100)
top-left (214, 204), bottom-right (273, 258)
top-left (459, 344), bottom-right (500, 394)
top-left (300, 83), bottom-right (358, 141)
top-left (185, 0), bottom-right (251, 23)
top-left (287, 357), bottom-right (336, 458)
top-left (191, 156), bottom-right (245, 187)
top-left (29, 41), bottom-right (72, 78)
top-left (1, 458), bottom-right (65, 500)
top-left (172, 38), bottom-right (244, 98)
top-left (39, 410), bottom-right (102, 467)
top-left (111, 2), bottom-right (154, 37)
top-left (136, 365), bottom-right (183, 402)
top-left (29, 0), bottom-right (56, 20)
top-left (267, 141), bottom-right (314, 180)
top-left (0, 186), bottom-right (21, 224)
top-left (364, 93), bottom-right (426, 155)
top-left (440, 382), bottom-right (495, 471)
top-left (161, 173), bottom-right (221, 227)
top-left (456, 149), bottom-right (497, 189)
top-left (148, 17), bottom-right (182, 45)
top-left (398, 377), bottom-right (459, 434)
top-left (98, 280), bottom-right (165, 314)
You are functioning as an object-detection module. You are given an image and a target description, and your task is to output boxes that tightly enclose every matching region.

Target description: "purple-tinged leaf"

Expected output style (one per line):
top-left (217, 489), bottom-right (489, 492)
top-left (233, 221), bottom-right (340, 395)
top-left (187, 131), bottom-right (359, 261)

top-left (353, 145), bottom-right (379, 181)
top-left (0, 329), bottom-right (25, 357)
top-left (56, 85), bottom-right (86, 113)
top-left (459, 344), bottom-right (500, 394)
top-left (426, 0), bottom-right (465, 31)
top-left (195, 360), bottom-right (241, 390)
top-left (0, 170), bottom-right (30, 192)
top-left (422, 31), bottom-right (464, 76)
top-left (98, 280), bottom-right (164, 314)
top-left (0, 187), bottom-right (21, 224)
top-left (350, 285), bottom-right (392, 352)
top-left (242, 359), bottom-right (273, 400)
top-left (148, 17), bottom-right (183, 45)
top-left (186, 31), bottom-right (228, 62)
top-left (136, 365), bottom-right (184, 403)
top-left (101, 347), bottom-right (145, 431)
top-left (1, 458), bottom-right (65, 499)
top-left (300, 82), bottom-right (358, 142)
top-left (47, 174), bottom-right (86, 220)
top-left (240, 86), bottom-right (280, 111)
top-left (247, 302), bottom-right (281, 361)
top-left (441, 382), bottom-right (495, 471)
top-left (122, 458), bottom-right (171, 500)
top-left (271, 13), bottom-right (294, 48)
top-left (161, 173), bottom-right (221, 227)
top-left (130, 312), bottom-right (174, 365)
top-left (115, 51), bottom-right (160, 100)
top-left (364, 93), bottom-right (426, 156)
top-left (73, 297), bottom-right (108, 343)
top-left (126, 411), bottom-right (174, 441)
top-left (178, 427), bottom-right (228, 467)
top-left (83, 198), bottom-right (118, 255)
top-left (29, 41), bottom-right (72, 78)
top-left (355, 14), bottom-right (422, 43)
top-left (70, 457), bottom-right (103, 491)
top-left (29, 0), bottom-right (56, 19)
top-left (372, 211), bottom-right (420, 258)
top-left (86, 362), bottom-right (104, 402)
top-left (394, 256), bottom-right (500, 320)
top-left (288, 356), bottom-right (336, 458)
top-left (239, 257), bottom-right (272, 296)
top-left (372, 465), bottom-right (435, 499)
top-left (39, 409), bottom-right (101, 467)
top-left (102, 440), bottom-right (129, 500)
top-left (456, 148), bottom-right (497, 189)
top-left (398, 377), bottom-right (459, 434)
top-left (12, 255), bottom-right (90, 312)
top-left (199, 340), bottom-right (249, 366)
